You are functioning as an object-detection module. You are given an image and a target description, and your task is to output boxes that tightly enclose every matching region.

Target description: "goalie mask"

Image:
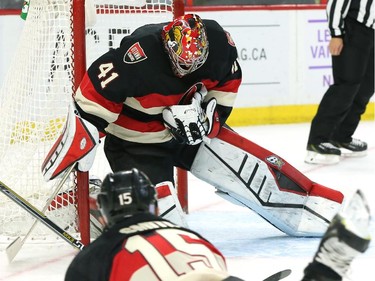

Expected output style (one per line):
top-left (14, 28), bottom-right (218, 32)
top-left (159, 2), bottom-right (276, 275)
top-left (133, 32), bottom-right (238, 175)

top-left (162, 14), bottom-right (209, 77)
top-left (97, 168), bottom-right (157, 227)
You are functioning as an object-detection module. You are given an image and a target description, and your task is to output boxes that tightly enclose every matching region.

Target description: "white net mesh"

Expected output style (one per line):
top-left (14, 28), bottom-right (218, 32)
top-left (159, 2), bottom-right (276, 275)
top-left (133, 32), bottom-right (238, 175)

top-left (0, 0), bottom-right (75, 240)
top-left (0, 0), bottom-right (175, 241)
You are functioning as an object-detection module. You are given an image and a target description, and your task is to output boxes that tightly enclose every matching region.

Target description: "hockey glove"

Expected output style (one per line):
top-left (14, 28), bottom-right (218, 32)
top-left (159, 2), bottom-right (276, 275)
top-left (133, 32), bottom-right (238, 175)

top-left (162, 92), bottom-right (218, 145)
top-left (42, 101), bottom-right (100, 181)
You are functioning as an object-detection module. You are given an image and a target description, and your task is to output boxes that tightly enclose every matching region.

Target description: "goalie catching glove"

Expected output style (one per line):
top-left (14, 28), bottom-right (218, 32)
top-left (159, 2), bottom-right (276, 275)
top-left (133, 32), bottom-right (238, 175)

top-left (163, 83), bottom-right (219, 145)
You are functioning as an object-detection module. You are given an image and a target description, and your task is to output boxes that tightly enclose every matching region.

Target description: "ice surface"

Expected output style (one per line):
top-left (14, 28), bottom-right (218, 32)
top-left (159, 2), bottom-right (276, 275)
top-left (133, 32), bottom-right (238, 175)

top-left (1, 121), bottom-right (374, 281)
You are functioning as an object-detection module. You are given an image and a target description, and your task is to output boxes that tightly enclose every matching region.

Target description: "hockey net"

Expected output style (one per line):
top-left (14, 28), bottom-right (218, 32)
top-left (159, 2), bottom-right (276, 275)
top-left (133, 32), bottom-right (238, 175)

top-left (0, 0), bottom-right (184, 243)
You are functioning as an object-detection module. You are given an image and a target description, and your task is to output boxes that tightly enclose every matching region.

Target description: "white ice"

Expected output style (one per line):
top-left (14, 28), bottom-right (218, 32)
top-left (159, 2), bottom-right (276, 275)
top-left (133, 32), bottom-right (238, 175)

top-left (1, 121), bottom-right (374, 281)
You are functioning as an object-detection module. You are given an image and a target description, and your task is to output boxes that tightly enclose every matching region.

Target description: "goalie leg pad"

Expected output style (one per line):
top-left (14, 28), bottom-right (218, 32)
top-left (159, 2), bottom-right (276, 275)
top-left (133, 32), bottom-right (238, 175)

top-left (156, 181), bottom-right (188, 228)
top-left (190, 128), bottom-right (344, 237)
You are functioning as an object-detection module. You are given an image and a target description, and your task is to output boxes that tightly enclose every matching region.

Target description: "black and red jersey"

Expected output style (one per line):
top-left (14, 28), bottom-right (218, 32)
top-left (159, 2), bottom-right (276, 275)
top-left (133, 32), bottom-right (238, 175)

top-left (65, 214), bottom-right (227, 281)
top-left (74, 19), bottom-right (242, 143)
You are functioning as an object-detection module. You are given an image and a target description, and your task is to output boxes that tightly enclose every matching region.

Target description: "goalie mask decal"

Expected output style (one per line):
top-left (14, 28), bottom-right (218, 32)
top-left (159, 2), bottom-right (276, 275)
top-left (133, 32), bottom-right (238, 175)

top-left (123, 42), bottom-right (147, 64)
top-left (266, 155), bottom-right (285, 169)
top-left (162, 14), bottom-right (209, 77)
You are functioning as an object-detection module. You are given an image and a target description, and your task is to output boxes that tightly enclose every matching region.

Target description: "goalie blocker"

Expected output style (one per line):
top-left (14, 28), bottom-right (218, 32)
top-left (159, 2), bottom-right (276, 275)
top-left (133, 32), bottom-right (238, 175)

top-left (190, 127), bottom-right (344, 237)
top-left (41, 102), bottom-right (100, 181)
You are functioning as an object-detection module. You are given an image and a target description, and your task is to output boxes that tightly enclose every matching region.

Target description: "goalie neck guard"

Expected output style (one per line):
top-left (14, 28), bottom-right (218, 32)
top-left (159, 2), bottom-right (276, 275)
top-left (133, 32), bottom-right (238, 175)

top-left (162, 14), bottom-right (209, 77)
top-left (97, 168), bottom-right (157, 227)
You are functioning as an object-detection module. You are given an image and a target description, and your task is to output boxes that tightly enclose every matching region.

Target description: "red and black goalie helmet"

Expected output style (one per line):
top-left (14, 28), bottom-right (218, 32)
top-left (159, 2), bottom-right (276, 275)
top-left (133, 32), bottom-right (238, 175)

top-left (162, 14), bottom-right (209, 77)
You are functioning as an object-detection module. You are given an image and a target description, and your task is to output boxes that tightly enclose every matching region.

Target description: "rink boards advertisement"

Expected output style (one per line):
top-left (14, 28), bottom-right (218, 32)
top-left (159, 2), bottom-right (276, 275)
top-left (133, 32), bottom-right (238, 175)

top-left (0, 7), bottom-right (373, 125)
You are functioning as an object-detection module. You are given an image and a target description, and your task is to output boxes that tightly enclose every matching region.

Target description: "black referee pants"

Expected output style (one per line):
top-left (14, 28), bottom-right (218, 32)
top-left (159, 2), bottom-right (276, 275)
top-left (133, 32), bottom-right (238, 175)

top-left (308, 18), bottom-right (374, 145)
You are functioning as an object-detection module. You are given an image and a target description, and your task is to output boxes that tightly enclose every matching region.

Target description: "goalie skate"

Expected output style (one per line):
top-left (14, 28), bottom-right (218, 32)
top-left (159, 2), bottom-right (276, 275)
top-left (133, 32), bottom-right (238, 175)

top-left (88, 176), bottom-right (105, 238)
top-left (156, 181), bottom-right (188, 228)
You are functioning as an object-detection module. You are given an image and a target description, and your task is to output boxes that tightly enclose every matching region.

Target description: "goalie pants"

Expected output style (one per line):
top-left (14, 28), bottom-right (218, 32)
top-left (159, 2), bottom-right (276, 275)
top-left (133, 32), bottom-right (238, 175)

top-left (104, 134), bottom-right (199, 185)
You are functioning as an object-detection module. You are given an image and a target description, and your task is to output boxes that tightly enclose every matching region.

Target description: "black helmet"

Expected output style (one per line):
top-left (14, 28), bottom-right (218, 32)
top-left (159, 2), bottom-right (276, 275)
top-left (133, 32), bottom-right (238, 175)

top-left (97, 168), bottom-right (157, 227)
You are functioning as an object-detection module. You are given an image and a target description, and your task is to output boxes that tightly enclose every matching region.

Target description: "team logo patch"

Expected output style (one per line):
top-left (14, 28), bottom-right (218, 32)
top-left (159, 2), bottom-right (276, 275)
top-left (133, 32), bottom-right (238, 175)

top-left (123, 42), bottom-right (147, 64)
top-left (266, 155), bottom-right (284, 169)
top-left (225, 31), bottom-right (235, 47)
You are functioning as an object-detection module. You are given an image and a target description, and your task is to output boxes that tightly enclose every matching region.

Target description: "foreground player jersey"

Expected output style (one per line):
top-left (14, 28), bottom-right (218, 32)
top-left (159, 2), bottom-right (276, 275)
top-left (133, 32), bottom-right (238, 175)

top-left (65, 214), bottom-right (227, 281)
top-left (73, 19), bottom-right (242, 143)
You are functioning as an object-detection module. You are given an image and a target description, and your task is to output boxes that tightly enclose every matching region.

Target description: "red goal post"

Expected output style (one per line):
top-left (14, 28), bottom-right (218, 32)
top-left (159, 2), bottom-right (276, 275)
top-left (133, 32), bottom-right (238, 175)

top-left (0, 0), bottom-right (186, 245)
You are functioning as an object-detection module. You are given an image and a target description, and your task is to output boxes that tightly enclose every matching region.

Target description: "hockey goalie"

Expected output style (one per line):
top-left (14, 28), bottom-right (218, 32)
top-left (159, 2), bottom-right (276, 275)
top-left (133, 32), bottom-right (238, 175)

top-left (42, 14), bottom-right (344, 237)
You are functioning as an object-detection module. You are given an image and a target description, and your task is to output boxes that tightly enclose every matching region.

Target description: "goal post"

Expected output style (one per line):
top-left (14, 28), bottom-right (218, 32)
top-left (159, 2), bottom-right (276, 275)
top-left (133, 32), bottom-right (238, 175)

top-left (0, 0), bottom-right (186, 244)
top-left (172, 1), bottom-right (189, 214)
top-left (73, 0), bottom-right (90, 245)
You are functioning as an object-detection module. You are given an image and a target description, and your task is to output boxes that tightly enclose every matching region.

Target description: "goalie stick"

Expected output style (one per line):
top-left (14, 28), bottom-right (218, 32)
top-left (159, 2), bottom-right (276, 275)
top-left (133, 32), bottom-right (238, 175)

top-left (0, 179), bottom-right (85, 252)
top-left (5, 164), bottom-right (76, 262)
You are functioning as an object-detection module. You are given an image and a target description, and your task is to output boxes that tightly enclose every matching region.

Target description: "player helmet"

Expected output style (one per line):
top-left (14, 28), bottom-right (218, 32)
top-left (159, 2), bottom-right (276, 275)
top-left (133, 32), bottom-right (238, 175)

top-left (97, 168), bottom-right (157, 227)
top-left (162, 14), bottom-right (209, 77)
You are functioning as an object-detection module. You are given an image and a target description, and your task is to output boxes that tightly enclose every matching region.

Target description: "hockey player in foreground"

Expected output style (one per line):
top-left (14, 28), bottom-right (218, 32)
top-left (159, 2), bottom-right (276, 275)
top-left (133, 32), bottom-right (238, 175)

top-left (65, 169), bottom-right (371, 281)
top-left (65, 168), bottom-right (239, 281)
top-left (43, 14), bottom-right (345, 237)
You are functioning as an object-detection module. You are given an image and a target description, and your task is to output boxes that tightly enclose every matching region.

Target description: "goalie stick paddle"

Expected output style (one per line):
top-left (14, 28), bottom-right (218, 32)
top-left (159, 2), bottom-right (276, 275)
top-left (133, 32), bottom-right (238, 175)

top-left (262, 269), bottom-right (292, 281)
top-left (5, 164), bottom-right (76, 262)
top-left (0, 180), bottom-right (85, 252)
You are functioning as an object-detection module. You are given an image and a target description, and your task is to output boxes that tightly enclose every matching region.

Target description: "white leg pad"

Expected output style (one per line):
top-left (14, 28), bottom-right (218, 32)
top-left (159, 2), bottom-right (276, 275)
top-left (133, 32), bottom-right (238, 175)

top-left (191, 137), bottom-right (343, 237)
top-left (156, 181), bottom-right (188, 228)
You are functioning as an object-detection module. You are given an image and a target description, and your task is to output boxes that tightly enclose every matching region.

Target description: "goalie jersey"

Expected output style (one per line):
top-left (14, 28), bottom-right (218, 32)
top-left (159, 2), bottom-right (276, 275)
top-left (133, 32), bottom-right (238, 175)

top-left (64, 213), bottom-right (228, 281)
top-left (73, 19), bottom-right (242, 143)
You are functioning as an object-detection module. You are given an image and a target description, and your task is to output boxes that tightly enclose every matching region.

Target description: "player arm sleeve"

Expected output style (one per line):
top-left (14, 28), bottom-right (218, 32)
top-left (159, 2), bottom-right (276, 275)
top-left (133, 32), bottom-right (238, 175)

top-left (205, 59), bottom-right (242, 127)
top-left (326, 0), bottom-right (346, 37)
top-left (74, 102), bottom-right (109, 135)
top-left (74, 48), bottom-right (130, 134)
